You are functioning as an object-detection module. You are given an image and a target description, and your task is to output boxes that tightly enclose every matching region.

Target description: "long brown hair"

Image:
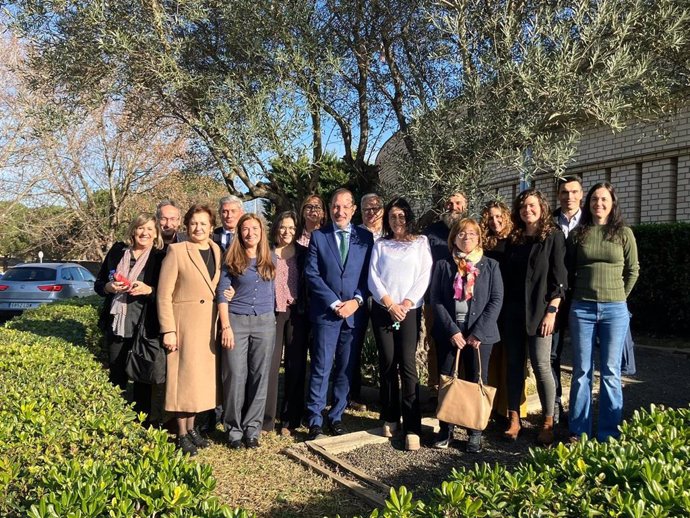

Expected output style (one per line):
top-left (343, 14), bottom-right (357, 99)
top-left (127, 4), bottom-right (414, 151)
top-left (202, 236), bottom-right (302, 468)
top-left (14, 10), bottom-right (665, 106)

top-left (480, 200), bottom-right (512, 250)
top-left (224, 214), bottom-right (275, 280)
top-left (509, 188), bottom-right (556, 244)
top-left (574, 181), bottom-right (626, 244)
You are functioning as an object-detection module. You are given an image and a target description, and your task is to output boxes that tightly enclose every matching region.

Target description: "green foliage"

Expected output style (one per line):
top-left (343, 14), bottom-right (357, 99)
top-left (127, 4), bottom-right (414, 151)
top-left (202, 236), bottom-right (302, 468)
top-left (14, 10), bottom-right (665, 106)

top-left (0, 302), bottom-right (252, 517)
top-left (4, 297), bottom-right (104, 359)
top-left (363, 405), bottom-right (690, 517)
top-left (628, 223), bottom-right (690, 337)
top-left (266, 153), bottom-right (352, 213)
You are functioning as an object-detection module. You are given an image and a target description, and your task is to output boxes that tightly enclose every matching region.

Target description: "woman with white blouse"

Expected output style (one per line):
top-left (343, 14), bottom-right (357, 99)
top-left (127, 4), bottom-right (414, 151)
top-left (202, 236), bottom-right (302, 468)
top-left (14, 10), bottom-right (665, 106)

top-left (368, 197), bottom-right (432, 451)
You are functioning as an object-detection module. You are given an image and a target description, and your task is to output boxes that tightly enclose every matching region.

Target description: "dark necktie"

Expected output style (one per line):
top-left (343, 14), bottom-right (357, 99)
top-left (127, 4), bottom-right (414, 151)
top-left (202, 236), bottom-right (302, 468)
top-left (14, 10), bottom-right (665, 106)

top-left (338, 230), bottom-right (349, 263)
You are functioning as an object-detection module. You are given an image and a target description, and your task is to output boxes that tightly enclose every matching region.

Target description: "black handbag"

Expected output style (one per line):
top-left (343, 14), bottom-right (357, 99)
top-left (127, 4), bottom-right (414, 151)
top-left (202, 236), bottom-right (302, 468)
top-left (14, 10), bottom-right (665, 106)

top-left (125, 306), bottom-right (166, 384)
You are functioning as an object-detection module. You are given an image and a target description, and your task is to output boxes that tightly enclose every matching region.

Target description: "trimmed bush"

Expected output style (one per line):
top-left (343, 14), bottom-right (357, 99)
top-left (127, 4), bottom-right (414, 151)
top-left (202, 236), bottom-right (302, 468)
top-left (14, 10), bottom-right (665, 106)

top-left (368, 404), bottom-right (690, 517)
top-left (0, 304), bottom-right (251, 517)
top-left (628, 223), bottom-right (690, 338)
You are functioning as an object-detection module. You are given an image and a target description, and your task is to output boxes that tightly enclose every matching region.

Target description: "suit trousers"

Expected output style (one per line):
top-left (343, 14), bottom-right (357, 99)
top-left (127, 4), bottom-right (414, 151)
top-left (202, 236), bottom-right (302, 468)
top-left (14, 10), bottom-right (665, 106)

top-left (371, 304), bottom-right (421, 434)
top-left (306, 320), bottom-right (361, 427)
top-left (222, 312), bottom-right (276, 441)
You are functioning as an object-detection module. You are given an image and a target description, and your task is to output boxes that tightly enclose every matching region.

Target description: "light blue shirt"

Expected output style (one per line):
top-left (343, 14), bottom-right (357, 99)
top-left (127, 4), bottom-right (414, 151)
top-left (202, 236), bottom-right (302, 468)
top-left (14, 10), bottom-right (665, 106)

top-left (557, 209), bottom-right (581, 238)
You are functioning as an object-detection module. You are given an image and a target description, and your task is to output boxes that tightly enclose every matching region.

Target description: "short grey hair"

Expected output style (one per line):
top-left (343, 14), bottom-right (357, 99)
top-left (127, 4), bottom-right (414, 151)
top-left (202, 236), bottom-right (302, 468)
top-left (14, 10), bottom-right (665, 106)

top-left (156, 199), bottom-right (180, 218)
top-left (218, 195), bottom-right (243, 213)
top-left (361, 193), bottom-right (383, 207)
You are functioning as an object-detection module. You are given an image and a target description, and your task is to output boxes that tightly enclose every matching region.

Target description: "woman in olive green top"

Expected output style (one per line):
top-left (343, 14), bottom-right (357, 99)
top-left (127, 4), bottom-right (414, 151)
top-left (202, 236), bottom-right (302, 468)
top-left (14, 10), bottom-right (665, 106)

top-left (568, 182), bottom-right (639, 442)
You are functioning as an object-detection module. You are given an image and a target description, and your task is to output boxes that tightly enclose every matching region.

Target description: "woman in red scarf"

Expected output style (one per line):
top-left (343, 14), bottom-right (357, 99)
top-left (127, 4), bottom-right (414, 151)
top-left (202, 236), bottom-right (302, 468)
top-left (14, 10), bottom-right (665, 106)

top-left (430, 218), bottom-right (504, 453)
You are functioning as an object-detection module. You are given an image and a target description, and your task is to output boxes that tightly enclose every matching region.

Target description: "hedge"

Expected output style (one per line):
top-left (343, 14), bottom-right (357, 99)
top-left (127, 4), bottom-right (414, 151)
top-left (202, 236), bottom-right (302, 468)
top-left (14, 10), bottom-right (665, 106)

top-left (628, 223), bottom-right (690, 338)
top-left (0, 302), bottom-right (251, 517)
top-left (369, 404), bottom-right (690, 517)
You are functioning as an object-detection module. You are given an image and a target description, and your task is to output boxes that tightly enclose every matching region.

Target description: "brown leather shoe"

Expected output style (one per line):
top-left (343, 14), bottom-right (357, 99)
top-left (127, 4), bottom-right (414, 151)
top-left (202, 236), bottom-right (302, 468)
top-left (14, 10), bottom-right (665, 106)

top-left (503, 411), bottom-right (521, 441)
top-left (537, 416), bottom-right (555, 446)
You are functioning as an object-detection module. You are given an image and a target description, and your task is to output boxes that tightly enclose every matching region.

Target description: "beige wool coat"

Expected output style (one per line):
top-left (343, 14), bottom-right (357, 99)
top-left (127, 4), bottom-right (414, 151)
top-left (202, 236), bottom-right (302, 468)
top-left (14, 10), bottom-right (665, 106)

top-left (158, 241), bottom-right (221, 413)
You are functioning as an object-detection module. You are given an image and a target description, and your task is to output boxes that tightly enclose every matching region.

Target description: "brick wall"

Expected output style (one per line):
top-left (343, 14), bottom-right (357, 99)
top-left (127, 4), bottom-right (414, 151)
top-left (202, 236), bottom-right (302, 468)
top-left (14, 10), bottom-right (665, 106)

top-left (377, 107), bottom-right (690, 223)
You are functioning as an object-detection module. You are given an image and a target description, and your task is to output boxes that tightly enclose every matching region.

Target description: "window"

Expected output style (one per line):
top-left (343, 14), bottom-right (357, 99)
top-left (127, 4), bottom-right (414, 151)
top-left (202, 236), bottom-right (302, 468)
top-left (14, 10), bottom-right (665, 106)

top-left (2, 267), bottom-right (57, 282)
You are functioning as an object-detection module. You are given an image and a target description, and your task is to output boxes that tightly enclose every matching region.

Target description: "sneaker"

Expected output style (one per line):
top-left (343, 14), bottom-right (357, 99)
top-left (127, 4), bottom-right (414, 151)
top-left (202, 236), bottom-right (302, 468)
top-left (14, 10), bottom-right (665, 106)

top-left (176, 434), bottom-right (198, 456)
top-left (405, 433), bottom-right (421, 451)
top-left (187, 428), bottom-right (210, 449)
top-left (382, 421), bottom-right (399, 438)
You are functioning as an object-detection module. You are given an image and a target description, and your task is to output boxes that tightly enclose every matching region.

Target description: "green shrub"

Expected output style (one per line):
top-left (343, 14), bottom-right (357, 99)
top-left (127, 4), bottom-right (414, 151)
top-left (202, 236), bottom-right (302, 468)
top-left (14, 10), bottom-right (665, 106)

top-left (367, 405), bottom-right (690, 517)
top-left (628, 223), bottom-right (690, 338)
top-left (4, 297), bottom-right (104, 360)
top-left (0, 306), bottom-right (251, 517)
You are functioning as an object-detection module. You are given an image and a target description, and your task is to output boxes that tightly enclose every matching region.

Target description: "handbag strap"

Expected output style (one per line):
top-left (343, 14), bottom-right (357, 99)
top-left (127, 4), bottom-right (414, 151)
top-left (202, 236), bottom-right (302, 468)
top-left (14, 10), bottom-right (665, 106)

top-left (452, 346), bottom-right (485, 388)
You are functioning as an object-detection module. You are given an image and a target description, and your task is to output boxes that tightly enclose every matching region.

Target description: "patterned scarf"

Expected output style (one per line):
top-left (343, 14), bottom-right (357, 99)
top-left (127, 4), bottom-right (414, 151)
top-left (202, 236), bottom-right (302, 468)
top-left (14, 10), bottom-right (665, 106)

top-left (110, 246), bottom-right (151, 337)
top-left (453, 247), bottom-right (483, 301)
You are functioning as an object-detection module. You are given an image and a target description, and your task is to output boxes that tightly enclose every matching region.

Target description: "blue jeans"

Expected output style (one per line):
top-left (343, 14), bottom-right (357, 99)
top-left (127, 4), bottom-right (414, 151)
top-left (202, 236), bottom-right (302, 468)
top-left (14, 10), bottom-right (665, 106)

top-left (568, 301), bottom-right (629, 441)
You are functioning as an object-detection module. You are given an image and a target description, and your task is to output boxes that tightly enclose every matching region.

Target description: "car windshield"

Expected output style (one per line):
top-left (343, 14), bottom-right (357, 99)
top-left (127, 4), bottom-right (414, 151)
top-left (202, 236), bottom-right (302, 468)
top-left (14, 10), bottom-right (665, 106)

top-left (2, 267), bottom-right (57, 282)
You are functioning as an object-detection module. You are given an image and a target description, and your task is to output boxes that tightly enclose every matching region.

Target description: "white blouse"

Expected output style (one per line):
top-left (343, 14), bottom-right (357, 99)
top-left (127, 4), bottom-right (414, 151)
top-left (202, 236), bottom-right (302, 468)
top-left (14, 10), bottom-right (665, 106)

top-left (368, 235), bottom-right (433, 309)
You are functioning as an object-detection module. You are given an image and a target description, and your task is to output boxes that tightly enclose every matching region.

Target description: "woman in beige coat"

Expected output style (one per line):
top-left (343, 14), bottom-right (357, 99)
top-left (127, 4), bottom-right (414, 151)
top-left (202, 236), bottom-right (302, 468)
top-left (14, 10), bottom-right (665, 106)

top-left (158, 203), bottom-right (221, 456)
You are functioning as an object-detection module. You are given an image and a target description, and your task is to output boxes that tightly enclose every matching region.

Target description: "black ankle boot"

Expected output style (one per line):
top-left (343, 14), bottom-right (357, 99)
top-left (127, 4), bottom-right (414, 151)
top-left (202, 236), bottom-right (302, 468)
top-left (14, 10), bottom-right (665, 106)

top-left (433, 422), bottom-right (455, 449)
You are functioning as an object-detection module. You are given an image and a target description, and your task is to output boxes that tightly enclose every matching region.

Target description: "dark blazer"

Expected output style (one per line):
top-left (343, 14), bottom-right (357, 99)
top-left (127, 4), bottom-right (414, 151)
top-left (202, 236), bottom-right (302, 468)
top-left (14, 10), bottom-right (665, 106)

top-left (212, 227), bottom-right (234, 253)
top-left (430, 255), bottom-right (503, 345)
top-left (504, 230), bottom-right (568, 336)
top-left (305, 223), bottom-right (373, 327)
top-left (95, 242), bottom-right (165, 337)
top-left (292, 242), bottom-right (309, 315)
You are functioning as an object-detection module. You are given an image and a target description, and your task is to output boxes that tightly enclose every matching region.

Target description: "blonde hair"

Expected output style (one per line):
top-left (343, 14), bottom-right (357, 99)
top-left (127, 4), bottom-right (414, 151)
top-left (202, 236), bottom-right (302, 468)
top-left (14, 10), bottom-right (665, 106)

top-left (126, 213), bottom-right (163, 250)
top-left (448, 218), bottom-right (483, 252)
top-left (480, 200), bottom-right (513, 250)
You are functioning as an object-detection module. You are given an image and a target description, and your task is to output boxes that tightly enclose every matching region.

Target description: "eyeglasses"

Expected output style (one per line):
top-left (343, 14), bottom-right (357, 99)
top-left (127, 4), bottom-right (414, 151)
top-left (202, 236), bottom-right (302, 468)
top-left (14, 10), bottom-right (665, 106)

top-left (458, 231), bottom-right (478, 238)
top-left (304, 204), bottom-right (323, 212)
top-left (363, 207), bottom-right (383, 214)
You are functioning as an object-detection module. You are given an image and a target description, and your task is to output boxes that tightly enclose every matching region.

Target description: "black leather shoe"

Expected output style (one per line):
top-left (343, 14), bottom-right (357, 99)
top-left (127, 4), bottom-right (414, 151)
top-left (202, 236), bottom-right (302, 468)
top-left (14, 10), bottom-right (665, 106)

top-left (245, 437), bottom-right (260, 449)
top-left (227, 435), bottom-right (243, 449)
top-left (307, 425), bottom-right (325, 441)
top-left (466, 432), bottom-right (483, 453)
top-left (329, 420), bottom-right (347, 436)
top-left (188, 428), bottom-right (210, 449)
top-left (176, 435), bottom-right (198, 456)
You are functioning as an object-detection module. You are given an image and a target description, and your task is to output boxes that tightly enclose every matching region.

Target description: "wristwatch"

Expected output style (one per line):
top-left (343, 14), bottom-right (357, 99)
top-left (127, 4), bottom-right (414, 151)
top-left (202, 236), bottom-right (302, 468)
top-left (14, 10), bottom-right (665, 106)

top-left (546, 305), bottom-right (559, 314)
top-left (356, 297), bottom-right (364, 307)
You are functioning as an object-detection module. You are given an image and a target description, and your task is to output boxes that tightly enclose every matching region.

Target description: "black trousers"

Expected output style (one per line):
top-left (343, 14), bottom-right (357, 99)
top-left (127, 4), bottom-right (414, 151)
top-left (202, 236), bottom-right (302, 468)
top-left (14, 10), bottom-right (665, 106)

top-left (108, 336), bottom-right (152, 416)
top-left (262, 307), bottom-right (310, 430)
top-left (371, 304), bottom-right (421, 434)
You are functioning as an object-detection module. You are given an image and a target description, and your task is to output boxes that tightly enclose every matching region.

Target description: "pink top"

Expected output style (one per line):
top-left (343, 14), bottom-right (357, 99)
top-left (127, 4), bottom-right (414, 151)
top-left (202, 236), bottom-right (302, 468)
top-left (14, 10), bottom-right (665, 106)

top-left (296, 230), bottom-right (311, 247)
top-left (274, 253), bottom-right (299, 312)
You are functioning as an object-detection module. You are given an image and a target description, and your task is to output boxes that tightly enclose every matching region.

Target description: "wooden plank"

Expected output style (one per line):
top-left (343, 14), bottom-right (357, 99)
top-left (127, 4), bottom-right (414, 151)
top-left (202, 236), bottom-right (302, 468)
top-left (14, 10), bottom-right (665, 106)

top-left (306, 442), bottom-right (392, 494)
top-left (283, 447), bottom-right (387, 509)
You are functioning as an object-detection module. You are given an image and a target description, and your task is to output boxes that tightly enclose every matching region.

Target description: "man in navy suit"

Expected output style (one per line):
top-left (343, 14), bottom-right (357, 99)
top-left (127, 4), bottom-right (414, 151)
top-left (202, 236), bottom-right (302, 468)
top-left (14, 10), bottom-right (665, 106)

top-left (305, 188), bottom-right (374, 439)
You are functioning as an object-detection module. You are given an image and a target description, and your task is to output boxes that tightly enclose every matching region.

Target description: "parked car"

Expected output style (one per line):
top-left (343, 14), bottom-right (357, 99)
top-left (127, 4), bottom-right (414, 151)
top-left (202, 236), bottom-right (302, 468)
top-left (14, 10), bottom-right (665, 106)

top-left (0, 263), bottom-right (96, 314)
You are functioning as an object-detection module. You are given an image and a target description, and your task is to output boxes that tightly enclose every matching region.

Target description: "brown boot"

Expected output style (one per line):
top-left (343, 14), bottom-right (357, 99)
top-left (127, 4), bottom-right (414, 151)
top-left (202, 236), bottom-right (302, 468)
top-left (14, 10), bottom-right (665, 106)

top-left (537, 416), bottom-right (555, 446)
top-left (503, 411), bottom-right (521, 441)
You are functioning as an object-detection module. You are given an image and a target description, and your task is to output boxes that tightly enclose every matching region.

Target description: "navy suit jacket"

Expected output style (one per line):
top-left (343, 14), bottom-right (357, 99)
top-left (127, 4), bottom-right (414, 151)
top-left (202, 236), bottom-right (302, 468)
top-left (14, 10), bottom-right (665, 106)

top-left (430, 256), bottom-right (504, 345)
top-left (305, 223), bottom-right (373, 328)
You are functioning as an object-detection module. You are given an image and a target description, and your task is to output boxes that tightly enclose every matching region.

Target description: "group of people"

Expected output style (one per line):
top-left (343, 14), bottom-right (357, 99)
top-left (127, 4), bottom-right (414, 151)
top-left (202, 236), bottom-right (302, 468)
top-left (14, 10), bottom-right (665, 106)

top-left (95, 177), bottom-right (639, 457)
